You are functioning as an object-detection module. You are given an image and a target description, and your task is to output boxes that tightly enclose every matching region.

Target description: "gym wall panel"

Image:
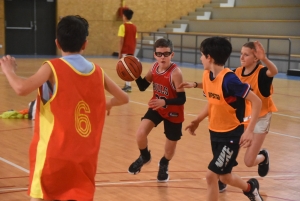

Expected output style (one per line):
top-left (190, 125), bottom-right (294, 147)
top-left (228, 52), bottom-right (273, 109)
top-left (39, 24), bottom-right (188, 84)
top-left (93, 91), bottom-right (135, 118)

top-left (0, 0), bottom-right (209, 55)
top-left (0, 0), bottom-right (4, 56)
top-left (56, 0), bottom-right (208, 55)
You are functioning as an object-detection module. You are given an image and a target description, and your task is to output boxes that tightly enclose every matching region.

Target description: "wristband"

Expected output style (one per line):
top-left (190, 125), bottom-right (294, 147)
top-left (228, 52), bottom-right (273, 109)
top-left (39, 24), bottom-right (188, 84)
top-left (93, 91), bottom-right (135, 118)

top-left (194, 82), bottom-right (198, 88)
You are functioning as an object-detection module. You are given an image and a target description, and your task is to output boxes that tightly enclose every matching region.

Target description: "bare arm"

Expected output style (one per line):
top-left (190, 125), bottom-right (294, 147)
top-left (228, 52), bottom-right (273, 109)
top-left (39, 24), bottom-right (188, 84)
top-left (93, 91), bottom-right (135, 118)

top-left (143, 68), bottom-right (153, 83)
top-left (104, 73), bottom-right (129, 115)
top-left (0, 55), bottom-right (52, 96)
top-left (239, 91), bottom-right (262, 148)
top-left (118, 37), bottom-right (124, 59)
top-left (178, 81), bottom-right (203, 89)
top-left (185, 103), bottom-right (209, 135)
top-left (172, 68), bottom-right (185, 93)
top-left (254, 41), bottom-right (278, 77)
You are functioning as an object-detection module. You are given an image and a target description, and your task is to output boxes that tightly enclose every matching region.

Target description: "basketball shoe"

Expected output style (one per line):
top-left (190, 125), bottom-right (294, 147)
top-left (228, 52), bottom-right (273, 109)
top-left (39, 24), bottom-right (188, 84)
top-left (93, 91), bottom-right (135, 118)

top-left (218, 180), bottom-right (227, 193)
top-left (157, 163), bottom-right (169, 182)
top-left (122, 84), bottom-right (132, 92)
top-left (243, 178), bottom-right (264, 201)
top-left (258, 149), bottom-right (269, 177)
top-left (128, 154), bottom-right (151, 175)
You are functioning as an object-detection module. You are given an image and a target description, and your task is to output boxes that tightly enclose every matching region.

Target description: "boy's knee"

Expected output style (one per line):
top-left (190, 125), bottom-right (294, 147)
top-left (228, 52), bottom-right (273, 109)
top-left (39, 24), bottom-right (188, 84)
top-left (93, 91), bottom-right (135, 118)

top-left (206, 171), bottom-right (218, 184)
top-left (244, 158), bottom-right (254, 167)
top-left (136, 129), bottom-right (147, 138)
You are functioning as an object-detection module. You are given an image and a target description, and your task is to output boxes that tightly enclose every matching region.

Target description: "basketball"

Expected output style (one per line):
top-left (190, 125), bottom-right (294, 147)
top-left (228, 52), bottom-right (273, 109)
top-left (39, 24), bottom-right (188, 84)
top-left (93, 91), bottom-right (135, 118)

top-left (116, 56), bottom-right (142, 81)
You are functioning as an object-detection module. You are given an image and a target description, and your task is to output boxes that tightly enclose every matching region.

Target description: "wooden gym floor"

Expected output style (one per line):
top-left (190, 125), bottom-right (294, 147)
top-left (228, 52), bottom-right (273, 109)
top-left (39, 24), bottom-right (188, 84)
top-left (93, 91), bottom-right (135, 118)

top-left (0, 57), bottom-right (299, 201)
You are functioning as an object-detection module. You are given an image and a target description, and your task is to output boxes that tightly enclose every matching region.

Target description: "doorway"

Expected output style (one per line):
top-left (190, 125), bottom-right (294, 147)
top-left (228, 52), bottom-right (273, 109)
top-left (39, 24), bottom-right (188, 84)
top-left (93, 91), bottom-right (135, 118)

top-left (5, 0), bottom-right (56, 55)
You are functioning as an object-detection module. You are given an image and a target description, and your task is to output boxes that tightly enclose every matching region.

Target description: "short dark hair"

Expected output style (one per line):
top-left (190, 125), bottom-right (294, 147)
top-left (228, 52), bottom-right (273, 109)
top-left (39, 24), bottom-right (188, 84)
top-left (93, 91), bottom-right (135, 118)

top-left (56, 15), bottom-right (89, 52)
top-left (154, 38), bottom-right (174, 52)
top-left (200, 37), bottom-right (232, 66)
top-left (123, 9), bottom-right (134, 20)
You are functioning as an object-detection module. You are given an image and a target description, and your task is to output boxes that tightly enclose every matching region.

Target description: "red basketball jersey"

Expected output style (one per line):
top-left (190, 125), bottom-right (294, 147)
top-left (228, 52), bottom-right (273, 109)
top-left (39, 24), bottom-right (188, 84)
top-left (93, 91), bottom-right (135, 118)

top-left (28, 58), bottom-right (106, 200)
top-left (150, 62), bottom-right (184, 123)
top-left (121, 23), bottom-right (137, 55)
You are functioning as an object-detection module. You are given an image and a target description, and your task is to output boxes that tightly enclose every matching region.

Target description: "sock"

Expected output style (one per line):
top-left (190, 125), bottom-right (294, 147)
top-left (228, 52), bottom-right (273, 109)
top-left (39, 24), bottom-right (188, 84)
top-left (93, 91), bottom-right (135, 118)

top-left (140, 147), bottom-right (150, 160)
top-left (126, 81), bottom-right (131, 86)
top-left (258, 152), bottom-right (266, 165)
top-left (159, 156), bottom-right (170, 166)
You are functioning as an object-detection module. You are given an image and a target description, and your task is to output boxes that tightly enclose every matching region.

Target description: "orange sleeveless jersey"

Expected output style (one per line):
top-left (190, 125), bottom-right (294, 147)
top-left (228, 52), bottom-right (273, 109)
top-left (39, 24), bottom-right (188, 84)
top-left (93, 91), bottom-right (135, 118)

top-left (150, 62), bottom-right (184, 123)
top-left (121, 23), bottom-right (137, 55)
top-left (235, 65), bottom-right (277, 117)
top-left (28, 58), bottom-right (106, 200)
top-left (203, 69), bottom-right (241, 132)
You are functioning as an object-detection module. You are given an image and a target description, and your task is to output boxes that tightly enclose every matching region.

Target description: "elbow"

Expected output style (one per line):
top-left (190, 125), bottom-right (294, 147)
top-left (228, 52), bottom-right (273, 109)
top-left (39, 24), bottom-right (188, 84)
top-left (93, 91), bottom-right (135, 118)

top-left (180, 93), bottom-right (186, 105)
top-left (123, 94), bottom-right (130, 104)
top-left (138, 88), bottom-right (146, 92)
top-left (182, 97), bottom-right (186, 104)
top-left (179, 98), bottom-right (186, 105)
top-left (14, 86), bottom-right (29, 96)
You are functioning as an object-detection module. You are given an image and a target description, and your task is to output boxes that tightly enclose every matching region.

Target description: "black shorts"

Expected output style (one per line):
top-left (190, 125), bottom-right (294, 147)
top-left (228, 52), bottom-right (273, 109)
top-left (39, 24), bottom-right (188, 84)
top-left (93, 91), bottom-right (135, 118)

top-left (208, 141), bottom-right (240, 174)
top-left (142, 108), bottom-right (182, 141)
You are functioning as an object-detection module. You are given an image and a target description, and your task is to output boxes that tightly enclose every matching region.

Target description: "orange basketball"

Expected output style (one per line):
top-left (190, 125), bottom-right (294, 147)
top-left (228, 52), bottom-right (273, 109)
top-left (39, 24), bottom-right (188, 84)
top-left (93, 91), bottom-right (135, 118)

top-left (116, 56), bottom-right (142, 81)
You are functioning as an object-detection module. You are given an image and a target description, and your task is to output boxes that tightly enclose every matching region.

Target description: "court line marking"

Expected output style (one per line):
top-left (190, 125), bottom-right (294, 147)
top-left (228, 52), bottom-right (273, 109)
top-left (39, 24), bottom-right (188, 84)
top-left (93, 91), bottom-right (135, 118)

top-left (268, 131), bottom-right (300, 140)
top-left (0, 94), bottom-right (298, 188)
top-left (0, 174), bottom-right (298, 193)
top-left (109, 94), bottom-right (300, 120)
top-left (0, 187), bottom-right (27, 193)
top-left (0, 157), bottom-right (29, 173)
top-left (94, 174), bottom-right (298, 186)
top-left (114, 96), bottom-right (300, 140)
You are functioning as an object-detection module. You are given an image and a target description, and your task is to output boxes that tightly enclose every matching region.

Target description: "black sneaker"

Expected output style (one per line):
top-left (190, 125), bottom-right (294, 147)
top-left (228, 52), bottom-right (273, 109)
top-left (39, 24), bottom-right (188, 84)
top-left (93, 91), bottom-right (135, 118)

top-left (218, 180), bottom-right (227, 193)
top-left (128, 155), bottom-right (151, 175)
top-left (243, 178), bottom-right (263, 201)
top-left (157, 163), bottom-right (169, 182)
top-left (258, 149), bottom-right (269, 177)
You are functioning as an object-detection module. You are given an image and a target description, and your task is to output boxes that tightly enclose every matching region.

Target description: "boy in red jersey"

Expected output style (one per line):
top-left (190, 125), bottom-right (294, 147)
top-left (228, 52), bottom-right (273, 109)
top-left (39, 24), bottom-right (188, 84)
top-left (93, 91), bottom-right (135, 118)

top-left (0, 15), bottom-right (129, 201)
top-left (118, 8), bottom-right (137, 92)
top-left (180, 41), bottom-right (277, 194)
top-left (184, 37), bottom-right (264, 201)
top-left (127, 38), bottom-right (186, 182)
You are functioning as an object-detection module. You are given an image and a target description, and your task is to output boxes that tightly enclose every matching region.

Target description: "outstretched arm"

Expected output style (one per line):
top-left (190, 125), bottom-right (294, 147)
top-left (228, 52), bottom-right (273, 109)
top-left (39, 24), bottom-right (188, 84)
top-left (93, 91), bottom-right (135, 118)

top-left (254, 41), bottom-right (278, 77)
top-left (239, 91), bottom-right (262, 148)
top-left (0, 55), bottom-right (52, 96)
top-left (118, 37), bottom-right (124, 59)
top-left (178, 81), bottom-right (203, 89)
top-left (104, 73), bottom-right (129, 115)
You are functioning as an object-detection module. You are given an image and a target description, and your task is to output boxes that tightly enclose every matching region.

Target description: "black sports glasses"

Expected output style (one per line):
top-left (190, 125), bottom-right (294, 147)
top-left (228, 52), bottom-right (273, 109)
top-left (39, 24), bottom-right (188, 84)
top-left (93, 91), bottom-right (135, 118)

top-left (155, 52), bottom-right (172, 57)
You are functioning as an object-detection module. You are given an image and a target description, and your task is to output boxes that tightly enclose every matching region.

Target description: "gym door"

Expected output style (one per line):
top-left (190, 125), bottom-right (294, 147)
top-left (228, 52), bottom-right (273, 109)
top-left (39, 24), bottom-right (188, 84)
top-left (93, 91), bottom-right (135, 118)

top-left (5, 0), bottom-right (56, 55)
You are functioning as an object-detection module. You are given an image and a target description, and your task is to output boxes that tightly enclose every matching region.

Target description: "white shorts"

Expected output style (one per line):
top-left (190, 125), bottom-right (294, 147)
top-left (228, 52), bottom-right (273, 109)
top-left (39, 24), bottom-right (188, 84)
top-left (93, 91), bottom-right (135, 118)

top-left (253, 112), bottom-right (272, 134)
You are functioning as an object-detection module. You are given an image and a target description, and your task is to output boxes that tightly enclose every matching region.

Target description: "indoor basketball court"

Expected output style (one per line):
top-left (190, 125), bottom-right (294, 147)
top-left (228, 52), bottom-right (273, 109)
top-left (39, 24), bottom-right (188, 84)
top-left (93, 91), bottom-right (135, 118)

top-left (0, 57), bottom-right (299, 201)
